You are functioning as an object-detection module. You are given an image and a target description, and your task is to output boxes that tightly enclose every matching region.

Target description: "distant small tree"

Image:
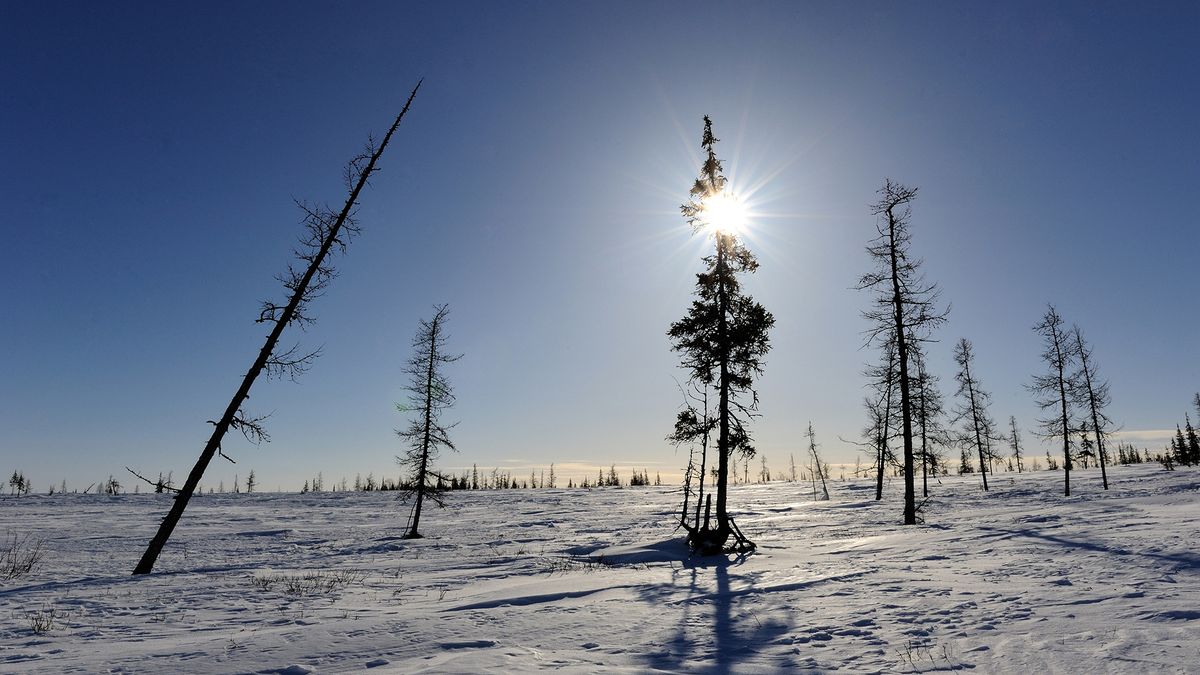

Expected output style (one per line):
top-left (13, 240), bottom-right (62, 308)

top-left (8, 471), bottom-right (29, 496)
top-left (912, 346), bottom-right (948, 498)
top-left (806, 422), bottom-right (830, 501)
top-left (1071, 325), bottom-right (1113, 489)
top-left (863, 334), bottom-right (899, 500)
top-left (1008, 416), bottom-right (1025, 473)
top-left (1173, 426), bottom-right (1189, 466)
top-left (396, 304), bottom-right (462, 539)
top-left (1185, 415), bottom-right (1200, 466)
top-left (245, 470), bottom-right (256, 494)
top-left (951, 338), bottom-right (1001, 490)
top-left (606, 465), bottom-right (620, 487)
top-left (1029, 305), bottom-right (1078, 496)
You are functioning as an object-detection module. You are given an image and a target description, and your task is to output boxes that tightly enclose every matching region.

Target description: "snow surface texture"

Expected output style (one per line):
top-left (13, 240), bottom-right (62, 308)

top-left (1, 465), bottom-right (1197, 673)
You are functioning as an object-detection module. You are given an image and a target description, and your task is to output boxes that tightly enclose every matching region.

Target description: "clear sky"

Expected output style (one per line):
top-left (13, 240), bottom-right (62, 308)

top-left (3, 1), bottom-right (1197, 492)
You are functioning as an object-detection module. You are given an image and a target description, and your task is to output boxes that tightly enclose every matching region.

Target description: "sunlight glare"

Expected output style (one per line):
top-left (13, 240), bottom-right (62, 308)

top-left (701, 192), bottom-right (748, 236)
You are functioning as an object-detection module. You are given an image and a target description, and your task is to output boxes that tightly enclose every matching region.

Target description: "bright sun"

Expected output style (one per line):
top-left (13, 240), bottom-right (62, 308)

top-left (701, 192), bottom-right (748, 236)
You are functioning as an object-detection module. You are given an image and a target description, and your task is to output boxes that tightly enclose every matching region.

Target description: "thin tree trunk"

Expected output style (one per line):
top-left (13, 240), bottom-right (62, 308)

top-left (886, 206), bottom-right (916, 525)
top-left (876, 347), bottom-right (896, 501)
top-left (964, 360), bottom-right (989, 491)
top-left (132, 83), bottom-right (421, 575)
top-left (695, 389), bottom-right (709, 530)
top-left (1079, 351), bottom-right (1108, 490)
top-left (715, 235), bottom-right (731, 544)
top-left (919, 393), bottom-right (929, 498)
top-left (1050, 324), bottom-right (1072, 496)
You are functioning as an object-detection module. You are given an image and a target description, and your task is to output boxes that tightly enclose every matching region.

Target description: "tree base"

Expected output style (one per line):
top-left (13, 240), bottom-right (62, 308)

top-left (685, 518), bottom-right (756, 556)
top-left (402, 531), bottom-right (423, 540)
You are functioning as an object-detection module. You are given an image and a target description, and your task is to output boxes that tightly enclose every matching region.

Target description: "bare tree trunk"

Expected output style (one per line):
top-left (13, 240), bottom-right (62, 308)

top-left (714, 236), bottom-right (731, 545)
top-left (695, 388), bottom-right (709, 529)
top-left (920, 400), bottom-right (929, 498)
top-left (885, 206), bottom-right (916, 525)
top-left (1076, 335), bottom-right (1109, 490)
top-left (1056, 356), bottom-right (1072, 496)
top-left (963, 359), bottom-right (989, 492)
top-left (875, 346), bottom-right (896, 501)
top-left (132, 83), bottom-right (421, 575)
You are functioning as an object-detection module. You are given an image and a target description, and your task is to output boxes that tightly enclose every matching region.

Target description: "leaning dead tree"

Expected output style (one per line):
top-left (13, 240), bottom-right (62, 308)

top-left (668, 115), bottom-right (774, 555)
top-left (806, 422), bottom-right (830, 501)
top-left (858, 180), bottom-right (946, 525)
top-left (1029, 305), bottom-right (1077, 496)
top-left (397, 304), bottom-right (462, 539)
top-left (132, 81), bottom-right (422, 575)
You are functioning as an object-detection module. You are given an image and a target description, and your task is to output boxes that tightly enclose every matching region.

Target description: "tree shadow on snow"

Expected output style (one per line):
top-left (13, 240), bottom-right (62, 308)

top-left (979, 525), bottom-right (1200, 572)
top-left (632, 549), bottom-right (794, 673)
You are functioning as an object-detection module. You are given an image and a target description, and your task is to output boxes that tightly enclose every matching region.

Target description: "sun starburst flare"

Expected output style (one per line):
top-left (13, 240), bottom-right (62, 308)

top-left (699, 191), bottom-right (748, 236)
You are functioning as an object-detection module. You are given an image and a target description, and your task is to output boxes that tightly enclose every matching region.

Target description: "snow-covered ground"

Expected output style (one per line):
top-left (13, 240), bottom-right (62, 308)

top-left (2, 464), bottom-right (1197, 673)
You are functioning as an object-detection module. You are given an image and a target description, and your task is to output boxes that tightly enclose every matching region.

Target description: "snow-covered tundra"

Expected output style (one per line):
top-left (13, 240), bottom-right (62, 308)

top-left (2, 464), bottom-right (1197, 673)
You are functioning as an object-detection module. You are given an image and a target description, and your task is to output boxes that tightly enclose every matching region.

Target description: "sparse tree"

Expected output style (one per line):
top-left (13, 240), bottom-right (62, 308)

top-left (1186, 415), bottom-right (1200, 466)
top-left (862, 333), bottom-right (899, 500)
top-left (131, 83), bottom-right (422, 575)
top-left (396, 304), bottom-right (462, 540)
top-left (806, 422), bottom-right (830, 501)
top-left (668, 116), bottom-right (774, 554)
top-left (858, 180), bottom-right (946, 525)
top-left (1071, 325), bottom-right (1113, 489)
top-left (670, 381), bottom-right (715, 531)
top-left (245, 470), bottom-right (256, 494)
top-left (912, 345), bottom-right (948, 498)
top-left (1008, 416), bottom-right (1026, 473)
top-left (951, 338), bottom-right (1000, 491)
top-left (1173, 425), bottom-right (1189, 466)
top-left (1029, 305), bottom-right (1078, 496)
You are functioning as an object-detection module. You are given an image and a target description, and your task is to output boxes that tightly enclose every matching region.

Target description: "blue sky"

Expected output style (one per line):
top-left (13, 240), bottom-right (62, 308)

top-left (3, 1), bottom-right (1197, 491)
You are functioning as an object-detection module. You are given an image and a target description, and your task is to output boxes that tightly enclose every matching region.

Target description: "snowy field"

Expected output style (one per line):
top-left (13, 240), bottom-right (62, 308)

top-left (2, 464), bottom-right (1198, 673)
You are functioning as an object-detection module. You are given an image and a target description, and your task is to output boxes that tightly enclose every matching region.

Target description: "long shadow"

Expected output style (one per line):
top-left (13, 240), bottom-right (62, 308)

top-left (978, 526), bottom-right (1200, 572)
top-left (633, 548), bottom-right (795, 672)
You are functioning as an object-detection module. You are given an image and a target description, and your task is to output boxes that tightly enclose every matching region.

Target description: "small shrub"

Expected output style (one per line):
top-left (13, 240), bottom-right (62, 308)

top-left (2, 531), bottom-right (45, 582)
top-left (27, 605), bottom-right (67, 633)
top-left (252, 569), bottom-right (365, 596)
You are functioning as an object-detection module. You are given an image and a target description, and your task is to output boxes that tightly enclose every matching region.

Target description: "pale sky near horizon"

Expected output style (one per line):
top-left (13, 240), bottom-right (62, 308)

top-left (3, 1), bottom-right (1197, 491)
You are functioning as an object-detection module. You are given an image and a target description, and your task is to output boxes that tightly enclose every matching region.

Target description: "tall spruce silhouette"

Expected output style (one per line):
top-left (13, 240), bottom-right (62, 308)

top-left (668, 116), bottom-right (773, 554)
